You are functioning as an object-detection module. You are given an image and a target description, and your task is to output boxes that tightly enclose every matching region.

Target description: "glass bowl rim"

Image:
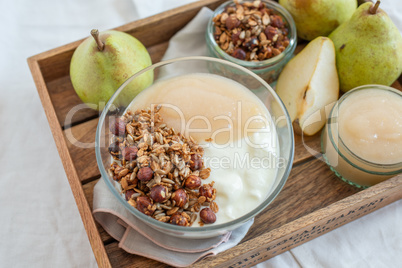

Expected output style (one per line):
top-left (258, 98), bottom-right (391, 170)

top-left (206, 0), bottom-right (297, 67)
top-left (326, 84), bottom-right (402, 175)
top-left (95, 56), bottom-right (295, 233)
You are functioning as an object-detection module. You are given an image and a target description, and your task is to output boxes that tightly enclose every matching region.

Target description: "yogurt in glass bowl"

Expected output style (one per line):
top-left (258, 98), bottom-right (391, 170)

top-left (95, 56), bottom-right (294, 238)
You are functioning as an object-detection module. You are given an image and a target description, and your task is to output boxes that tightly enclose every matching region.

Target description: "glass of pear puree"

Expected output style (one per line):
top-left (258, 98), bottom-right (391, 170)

top-left (322, 85), bottom-right (402, 189)
top-left (95, 56), bottom-right (294, 238)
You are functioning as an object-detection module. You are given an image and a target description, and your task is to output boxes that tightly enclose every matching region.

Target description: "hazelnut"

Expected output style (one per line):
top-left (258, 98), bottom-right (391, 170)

top-left (200, 208), bottom-right (216, 224)
top-left (170, 213), bottom-right (188, 226)
top-left (189, 154), bottom-right (203, 171)
top-left (125, 189), bottom-right (135, 201)
top-left (231, 32), bottom-right (241, 45)
top-left (137, 167), bottom-right (153, 182)
top-left (270, 15), bottom-right (284, 28)
top-left (225, 14), bottom-right (240, 30)
top-left (199, 184), bottom-right (214, 199)
top-left (171, 189), bottom-right (188, 208)
top-left (232, 48), bottom-right (246, 60)
top-left (108, 141), bottom-right (121, 157)
top-left (109, 117), bottom-right (126, 136)
top-left (136, 196), bottom-right (155, 215)
top-left (150, 185), bottom-right (167, 203)
top-left (123, 146), bottom-right (138, 161)
top-left (184, 175), bottom-right (201, 189)
top-left (264, 26), bottom-right (278, 41)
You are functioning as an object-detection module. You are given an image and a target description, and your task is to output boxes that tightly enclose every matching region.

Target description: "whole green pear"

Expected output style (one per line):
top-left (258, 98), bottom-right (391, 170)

top-left (329, 1), bottom-right (402, 92)
top-left (70, 29), bottom-right (153, 110)
top-left (279, 0), bottom-right (357, 41)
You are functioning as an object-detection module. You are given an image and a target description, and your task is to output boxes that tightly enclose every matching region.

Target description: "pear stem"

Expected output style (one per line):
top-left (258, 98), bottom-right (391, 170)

top-left (369, 1), bottom-right (380, 14)
top-left (91, 29), bottom-right (104, 51)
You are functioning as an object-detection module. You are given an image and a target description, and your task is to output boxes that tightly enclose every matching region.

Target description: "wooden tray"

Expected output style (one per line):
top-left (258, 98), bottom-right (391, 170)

top-left (27, 1), bottom-right (402, 267)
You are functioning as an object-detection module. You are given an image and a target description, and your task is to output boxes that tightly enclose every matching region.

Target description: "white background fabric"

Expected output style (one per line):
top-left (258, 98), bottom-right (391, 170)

top-left (0, 0), bottom-right (401, 267)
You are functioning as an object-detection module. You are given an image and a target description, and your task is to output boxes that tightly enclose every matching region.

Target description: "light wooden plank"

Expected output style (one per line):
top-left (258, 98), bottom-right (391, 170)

top-left (83, 179), bottom-right (115, 244)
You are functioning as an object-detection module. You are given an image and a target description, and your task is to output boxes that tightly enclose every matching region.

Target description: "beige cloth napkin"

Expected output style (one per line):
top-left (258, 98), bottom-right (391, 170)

top-left (93, 7), bottom-right (253, 267)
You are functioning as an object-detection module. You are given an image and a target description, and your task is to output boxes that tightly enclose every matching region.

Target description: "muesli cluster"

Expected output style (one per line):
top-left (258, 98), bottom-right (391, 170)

top-left (107, 105), bottom-right (218, 226)
top-left (212, 0), bottom-right (290, 61)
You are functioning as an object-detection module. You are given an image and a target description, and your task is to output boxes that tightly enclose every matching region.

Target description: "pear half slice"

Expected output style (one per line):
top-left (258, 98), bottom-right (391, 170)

top-left (276, 36), bottom-right (339, 136)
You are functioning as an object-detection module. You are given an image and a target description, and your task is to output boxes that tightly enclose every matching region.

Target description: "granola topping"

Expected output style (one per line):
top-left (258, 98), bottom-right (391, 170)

top-left (212, 0), bottom-right (290, 61)
top-left (108, 105), bottom-right (218, 227)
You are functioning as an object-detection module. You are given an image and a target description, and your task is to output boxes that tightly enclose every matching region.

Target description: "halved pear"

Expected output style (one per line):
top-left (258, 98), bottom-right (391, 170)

top-left (276, 36), bottom-right (339, 136)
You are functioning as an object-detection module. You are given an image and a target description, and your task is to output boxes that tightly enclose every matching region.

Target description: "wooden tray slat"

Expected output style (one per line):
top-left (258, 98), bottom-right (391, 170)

top-left (65, 118), bottom-right (100, 182)
top-left (293, 132), bottom-right (321, 164)
top-left (46, 76), bottom-right (99, 128)
top-left (82, 179), bottom-right (115, 244)
top-left (391, 78), bottom-right (402, 91)
top-left (105, 242), bottom-right (163, 268)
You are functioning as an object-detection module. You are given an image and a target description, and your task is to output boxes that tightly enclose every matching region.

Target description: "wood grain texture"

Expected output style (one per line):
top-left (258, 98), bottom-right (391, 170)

top-left (27, 0), bottom-right (402, 266)
top-left (46, 76), bottom-right (99, 128)
top-left (106, 242), bottom-right (166, 268)
top-left (64, 118), bottom-right (100, 182)
top-left (82, 179), bottom-right (115, 244)
top-left (391, 77), bottom-right (402, 91)
top-left (293, 132), bottom-right (321, 164)
top-left (27, 59), bottom-right (112, 267)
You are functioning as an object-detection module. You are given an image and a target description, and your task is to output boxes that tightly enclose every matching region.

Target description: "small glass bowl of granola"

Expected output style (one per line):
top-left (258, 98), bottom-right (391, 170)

top-left (95, 56), bottom-right (294, 239)
top-left (206, 0), bottom-right (297, 84)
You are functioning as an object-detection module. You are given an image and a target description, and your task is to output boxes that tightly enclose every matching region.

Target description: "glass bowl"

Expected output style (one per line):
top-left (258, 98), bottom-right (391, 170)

top-left (95, 56), bottom-right (294, 238)
top-left (206, 0), bottom-right (297, 84)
